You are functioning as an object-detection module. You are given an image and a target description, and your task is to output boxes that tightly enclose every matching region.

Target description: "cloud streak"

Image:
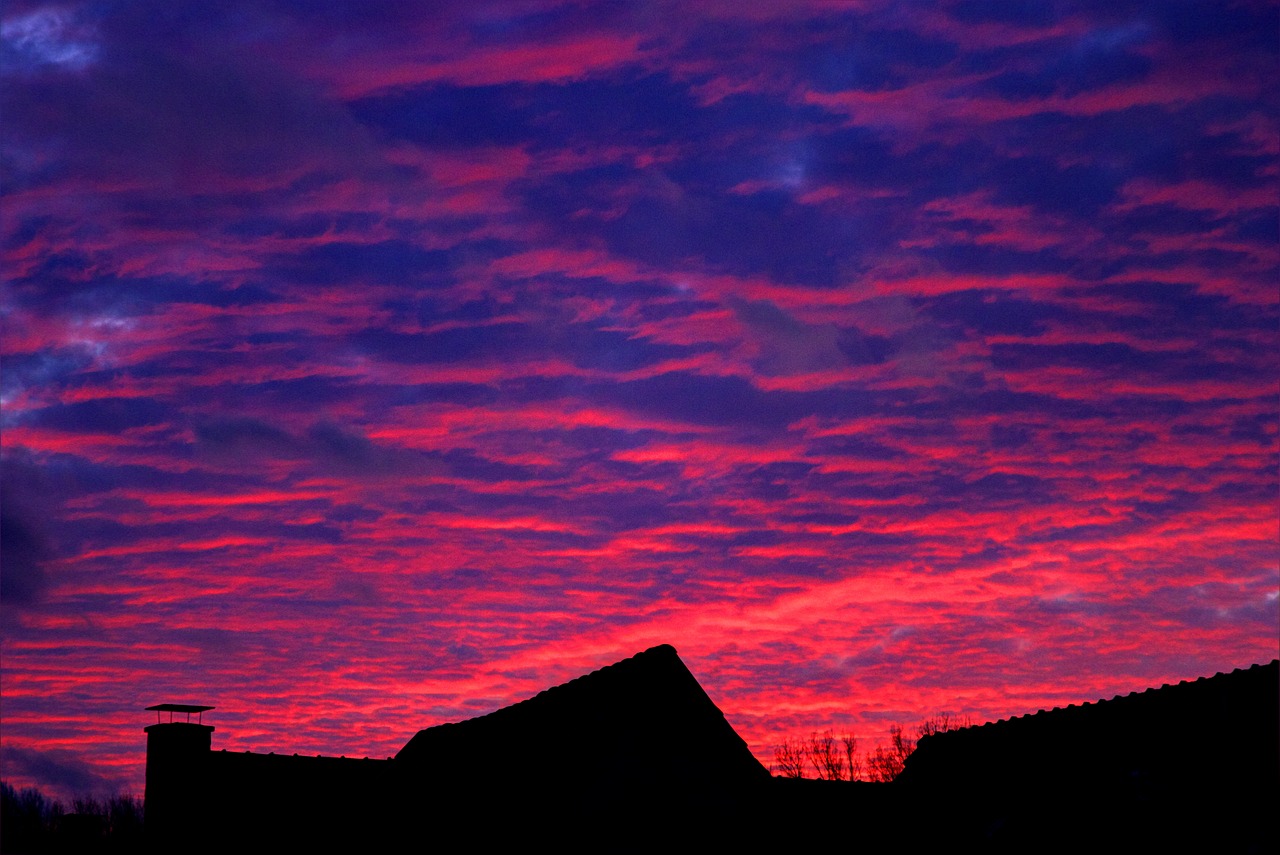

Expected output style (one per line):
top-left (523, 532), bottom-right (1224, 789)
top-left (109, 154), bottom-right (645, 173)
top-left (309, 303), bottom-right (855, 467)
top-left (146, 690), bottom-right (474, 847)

top-left (2, 0), bottom-right (1276, 799)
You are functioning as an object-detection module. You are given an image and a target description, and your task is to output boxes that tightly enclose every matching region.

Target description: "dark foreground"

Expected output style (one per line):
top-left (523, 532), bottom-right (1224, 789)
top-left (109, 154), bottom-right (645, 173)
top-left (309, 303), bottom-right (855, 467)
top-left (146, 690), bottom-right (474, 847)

top-left (6, 649), bottom-right (1276, 853)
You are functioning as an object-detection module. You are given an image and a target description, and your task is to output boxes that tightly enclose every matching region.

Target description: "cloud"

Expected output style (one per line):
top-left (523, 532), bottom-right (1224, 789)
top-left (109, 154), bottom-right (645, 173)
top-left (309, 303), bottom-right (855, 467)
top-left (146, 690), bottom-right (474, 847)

top-left (195, 417), bottom-right (303, 458)
top-left (731, 298), bottom-right (846, 376)
top-left (0, 746), bottom-right (119, 799)
top-left (1, 6), bottom-right (99, 71)
top-left (0, 509), bottom-right (53, 606)
top-left (25, 397), bottom-right (173, 434)
top-left (2, 7), bottom-right (381, 200)
top-left (0, 0), bottom-right (1274, 790)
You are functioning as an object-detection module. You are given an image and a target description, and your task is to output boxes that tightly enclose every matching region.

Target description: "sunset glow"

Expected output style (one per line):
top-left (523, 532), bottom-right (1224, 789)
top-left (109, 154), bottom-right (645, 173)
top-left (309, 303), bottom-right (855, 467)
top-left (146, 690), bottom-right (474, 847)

top-left (2, 0), bottom-right (1276, 799)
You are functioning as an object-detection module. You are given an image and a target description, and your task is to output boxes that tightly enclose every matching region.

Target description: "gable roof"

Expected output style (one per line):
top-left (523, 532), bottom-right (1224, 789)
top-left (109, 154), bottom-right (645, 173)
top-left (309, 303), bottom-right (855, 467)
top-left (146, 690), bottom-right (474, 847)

top-left (395, 644), bottom-right (769, 792)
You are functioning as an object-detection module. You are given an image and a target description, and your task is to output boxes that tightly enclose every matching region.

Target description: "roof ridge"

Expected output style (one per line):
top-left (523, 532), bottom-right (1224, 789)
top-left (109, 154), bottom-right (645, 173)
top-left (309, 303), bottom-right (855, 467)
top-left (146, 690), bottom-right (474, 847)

top-left (424, 644), bottom-right (681, 731)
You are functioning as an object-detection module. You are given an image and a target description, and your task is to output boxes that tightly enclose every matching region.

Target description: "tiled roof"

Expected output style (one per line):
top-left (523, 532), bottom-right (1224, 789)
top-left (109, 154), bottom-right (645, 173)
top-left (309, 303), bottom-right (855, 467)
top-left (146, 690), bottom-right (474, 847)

top-left (932, 658), bottom-right (1274, 733)
top-left (899, 658), bottom-right (1279, 787)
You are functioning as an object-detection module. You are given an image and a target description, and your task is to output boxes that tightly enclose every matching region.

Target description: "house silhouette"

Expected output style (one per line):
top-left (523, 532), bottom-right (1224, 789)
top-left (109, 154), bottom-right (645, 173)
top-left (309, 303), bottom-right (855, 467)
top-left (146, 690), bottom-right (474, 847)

top-left (143, 649), bottom-right (1278, 851)
top-left (144, 645), bottom-right (768, 850)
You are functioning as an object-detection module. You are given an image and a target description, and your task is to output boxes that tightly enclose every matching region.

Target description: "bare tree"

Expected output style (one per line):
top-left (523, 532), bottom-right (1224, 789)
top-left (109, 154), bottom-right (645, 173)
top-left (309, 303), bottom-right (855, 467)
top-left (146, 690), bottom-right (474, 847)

top-left (772, 736), bottom-right (808, 778)
top-left (841, 733), bottom-right (863, 782)
top-left (774, 731), bottom-right (864, 781)
top-left (775, 714), bottom-right (971, 783)
top-left (808, 731), bottom-right (846, 781)
top-left (917, 712), bottom-right (971, 739)
top-left (865, 724), bottom-right (912, 782)
top-left (865, 714), bottom-right (972, 782)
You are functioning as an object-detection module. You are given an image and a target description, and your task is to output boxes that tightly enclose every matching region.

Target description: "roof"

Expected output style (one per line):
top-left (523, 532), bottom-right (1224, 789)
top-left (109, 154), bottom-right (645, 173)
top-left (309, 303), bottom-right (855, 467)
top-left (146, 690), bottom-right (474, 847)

top-left (395, 644), bottom-right (769, 792)
top-left (898, 659), bottom-right (1279, 789)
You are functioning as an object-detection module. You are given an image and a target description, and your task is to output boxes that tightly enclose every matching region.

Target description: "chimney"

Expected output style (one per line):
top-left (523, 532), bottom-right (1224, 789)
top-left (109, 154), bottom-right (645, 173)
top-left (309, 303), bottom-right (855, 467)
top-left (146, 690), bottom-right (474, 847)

top-left (144, 704), bottom-right (214, 847)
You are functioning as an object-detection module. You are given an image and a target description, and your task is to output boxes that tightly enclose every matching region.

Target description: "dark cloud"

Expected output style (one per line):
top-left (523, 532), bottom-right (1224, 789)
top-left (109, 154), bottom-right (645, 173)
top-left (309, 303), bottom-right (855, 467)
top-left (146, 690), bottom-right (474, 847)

top-left (989, 156), bottom-right (1122, 218)
top-left (2, 16), bottom-right (375, 189)
top-left (594, 187), bottom-right (877, 285)
top-left (308, 422), bottom-right (379, 466)
top-left (949, 0), bottom-right (1060, 26)
top-left (588, 371), bottom-right (806, 429)
top-left (1147, 0), bottom-right (1279, 47)
top-left (196, 417), bottom-right (302, 458)
top-left (0, 746), bottom-right (119, 798)
top-left (938, 471), bottom-right (1058, 507)
top-left (989, 341), bottom-right (1255, 385)
top-left (194, 415), bottom-right (442, 479)
top-left (270, 241), bottom-right (454, 287)
top-left (918, 291), bottom-right (1056, 337)
top-left (983, 36), bottom-right (1153, 101)
top-left (352, 83), bottom-right (538, 148)
top-left (227, 211), bottom-right (383, 241)
top-left (731, 299), bottom-right (848, 375)
top-left (27, 397), bottom-right (173, 434)
top-left (0, 510), bottom-right (53, 606)
top-left (800, 22), bottom-right (958, 93)
top-left (1067, 281), bottom-right (1265, 334)
top-left (5, 264), bottom-right (271, 316)
top-left (353, 318), bottom-right (705, 372)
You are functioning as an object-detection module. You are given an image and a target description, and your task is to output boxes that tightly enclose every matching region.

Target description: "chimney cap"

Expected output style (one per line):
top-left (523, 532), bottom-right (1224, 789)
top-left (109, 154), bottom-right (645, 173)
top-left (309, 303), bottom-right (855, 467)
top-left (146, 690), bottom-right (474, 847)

top-left (146, 704), bottom-right (214, 713)
top-left (146, 703), bottom-right (214, 724)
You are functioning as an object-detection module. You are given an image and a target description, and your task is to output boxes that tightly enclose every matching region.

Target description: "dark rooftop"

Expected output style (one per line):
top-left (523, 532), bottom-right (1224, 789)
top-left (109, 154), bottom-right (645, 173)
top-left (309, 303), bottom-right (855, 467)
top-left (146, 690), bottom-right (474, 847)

top-left (396, 644), bottom-right (768, 790)
top-left (899, 659), bottom-right (1279, 789)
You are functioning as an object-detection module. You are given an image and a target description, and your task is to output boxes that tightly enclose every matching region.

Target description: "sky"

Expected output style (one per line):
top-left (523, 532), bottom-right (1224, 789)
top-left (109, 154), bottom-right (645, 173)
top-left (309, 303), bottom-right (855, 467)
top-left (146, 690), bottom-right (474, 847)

top-left (2, 0), bottom-right (1277, 800)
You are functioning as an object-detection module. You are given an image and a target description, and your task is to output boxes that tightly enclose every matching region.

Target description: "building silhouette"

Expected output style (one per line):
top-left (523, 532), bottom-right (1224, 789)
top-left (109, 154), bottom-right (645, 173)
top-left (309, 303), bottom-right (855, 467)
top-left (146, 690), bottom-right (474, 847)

top-left (896, 659), bottom-right (1279, 852)
top-left (144, 645), bottom-right (767, 850)
top-left (143, 648), bottom-right (1278, 851)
